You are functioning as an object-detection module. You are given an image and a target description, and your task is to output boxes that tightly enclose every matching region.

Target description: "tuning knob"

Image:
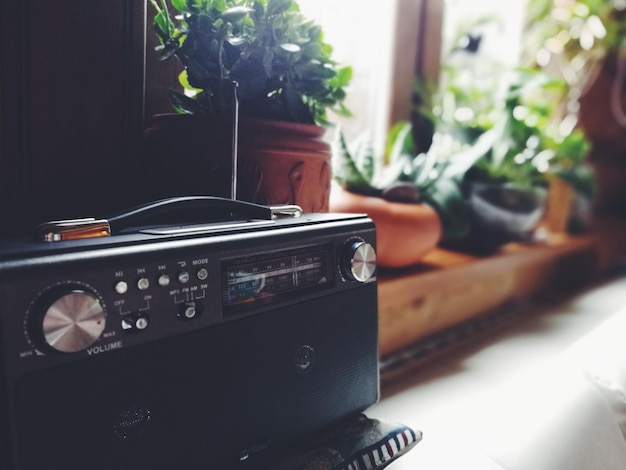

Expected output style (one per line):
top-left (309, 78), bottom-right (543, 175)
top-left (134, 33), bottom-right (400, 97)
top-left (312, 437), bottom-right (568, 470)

top-left (342, 240), bottom-right (377, 283)
top-left (38, 289), bottom-right (107, 353)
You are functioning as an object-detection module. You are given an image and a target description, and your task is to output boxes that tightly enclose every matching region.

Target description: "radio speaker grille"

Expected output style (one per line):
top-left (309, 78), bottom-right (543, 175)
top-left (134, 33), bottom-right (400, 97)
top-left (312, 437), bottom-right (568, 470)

top-left (12, 286), bottom-right (378, 469)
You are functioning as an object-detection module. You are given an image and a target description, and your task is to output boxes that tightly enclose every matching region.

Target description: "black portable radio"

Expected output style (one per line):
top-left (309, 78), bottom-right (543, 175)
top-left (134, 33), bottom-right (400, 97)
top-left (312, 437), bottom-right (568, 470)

top-left (0, 197), bottom-right (379, 469)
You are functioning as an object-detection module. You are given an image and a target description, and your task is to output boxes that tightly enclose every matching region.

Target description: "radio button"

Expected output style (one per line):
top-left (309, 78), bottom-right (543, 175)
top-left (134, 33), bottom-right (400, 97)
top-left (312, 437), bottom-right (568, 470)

top-left (136, 316), bottom-right (149, 330)
top-left (196, 268), bottom-right (209, 281)
top-left (157, 274), bottom-right (171, 287)
top-left (114, 281), bottom-right (128, 295)
top-left (121, 314), bottom-right (150, 332)
top-left (178, 302), bottom-right (202, 320)
top-left (342, 240), bottom-right (377, 283)
top-left (40, 290), bottom-right (106, 353)
top-left (178, 271), bottom-right (190, 284)
top-left (137, 277), bottom-right (150, 291)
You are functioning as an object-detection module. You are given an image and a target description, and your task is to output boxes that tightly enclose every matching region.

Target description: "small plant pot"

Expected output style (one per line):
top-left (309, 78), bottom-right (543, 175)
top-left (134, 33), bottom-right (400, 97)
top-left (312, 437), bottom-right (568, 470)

top-left (543, 176), bottom-right (576, 234)
top-left (329, 184), bottom-right (442, 268)
top-left (445, 182), bottom-right (547, 253)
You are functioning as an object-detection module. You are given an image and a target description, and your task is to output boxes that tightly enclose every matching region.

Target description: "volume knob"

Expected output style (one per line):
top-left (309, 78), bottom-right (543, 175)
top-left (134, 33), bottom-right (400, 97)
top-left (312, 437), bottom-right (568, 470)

top-left (40, 290), bottom-right (106, 353)
top-left (342, 240), bottom-right (377, 283)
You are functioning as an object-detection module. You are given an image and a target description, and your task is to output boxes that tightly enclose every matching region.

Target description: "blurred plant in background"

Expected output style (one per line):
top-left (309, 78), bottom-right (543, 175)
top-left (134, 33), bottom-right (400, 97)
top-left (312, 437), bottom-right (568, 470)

top-left (523, 0), bottom-right (626, 127)
top-left (407, 8), bottom-right (599, 245)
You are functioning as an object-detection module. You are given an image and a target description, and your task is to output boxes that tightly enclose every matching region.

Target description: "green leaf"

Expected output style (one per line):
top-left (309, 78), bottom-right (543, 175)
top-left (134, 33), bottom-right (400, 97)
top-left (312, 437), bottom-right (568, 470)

top-left (152, 10), bottom-right (173, 42)
top-left (334, 103), bottom-right (352, 118)
top-left (178, 70), bottom-right (202, 93)
top-left (169, 89), bottom-right (204, 114)
top-left (303, 42), bottom-right (322, 59)
top-left (423, 178), bottom-right (470, 240)
top-left (334, 66), bottom-right (353, 87)
top-left (352, 133), bottom-right (376, 182)
top-left (387, 122), bottom-right (415, 164)
top-left (552, 129), bottom-right (590, 164)
top-left (227, 36), bottom-right (247, 46)
top-left (221, 6), bottom-right (254, 23)
top-left (279, 43), bottom-right (301, 53)
top-left (268, 0), bottom-right (294, 16)
top-left (211, 0), bottom-right (227, 13)
top-left (332, 131), bottom-right (374, 193)
top-left (331, 88), bottom-right (346, 101)
top-left (171, 0), bottom-right (187, 12)
top-left (155, 40), bottom-right (178, 60)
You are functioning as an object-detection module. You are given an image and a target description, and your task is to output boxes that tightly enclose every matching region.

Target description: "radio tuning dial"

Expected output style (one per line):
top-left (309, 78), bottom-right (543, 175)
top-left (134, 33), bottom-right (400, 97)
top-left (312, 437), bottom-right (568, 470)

top-left (38, 290), bottom-right (106, 353)
top-left (342, 240), bottom-right (376, 283)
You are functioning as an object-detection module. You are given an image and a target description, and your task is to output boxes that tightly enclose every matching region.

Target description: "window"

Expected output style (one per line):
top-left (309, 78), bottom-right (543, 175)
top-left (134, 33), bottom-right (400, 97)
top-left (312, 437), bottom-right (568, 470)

top-left (297, 0), bottom-right (399, 150)
top-left (441, 0), bottom-right (526, 66)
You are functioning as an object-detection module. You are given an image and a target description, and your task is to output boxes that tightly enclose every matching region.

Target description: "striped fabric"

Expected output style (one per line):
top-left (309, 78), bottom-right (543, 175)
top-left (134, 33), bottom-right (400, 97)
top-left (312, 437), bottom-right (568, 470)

top-left (269, 414), bottom-right (421, 470)
top-left (342, 427), bottom-right (419, 470)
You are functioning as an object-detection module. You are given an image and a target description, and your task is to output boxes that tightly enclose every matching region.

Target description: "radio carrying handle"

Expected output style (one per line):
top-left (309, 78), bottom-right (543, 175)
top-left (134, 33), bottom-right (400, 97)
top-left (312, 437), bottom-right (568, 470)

top-left (36, 197), bottom-right (303, 242)
top-left (106, 197), bottom-right (302, 232)
top-left (36, 82), bottom-right (305, 242)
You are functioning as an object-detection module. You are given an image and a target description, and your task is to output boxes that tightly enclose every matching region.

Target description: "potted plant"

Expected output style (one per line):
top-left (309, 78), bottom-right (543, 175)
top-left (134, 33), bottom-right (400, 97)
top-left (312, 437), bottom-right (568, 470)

top-left (458, 67), bottom-right (597, 238)
top-left (523, 0), bottom-right (626, 143)
top-left (420, 0), bottom-right (609, 249)
top-left (331, 66), bottom-right (575, 264)
top-left (144, 0), bottom-right (352, 211)
top-left (330, 122), bottom-right (467, 268)
top-left (521, 0), bottom-right (622, 215)
top-left (412, 66), bottom-right (559, 253)
top-left (542, 129), bottom-right (595, 233)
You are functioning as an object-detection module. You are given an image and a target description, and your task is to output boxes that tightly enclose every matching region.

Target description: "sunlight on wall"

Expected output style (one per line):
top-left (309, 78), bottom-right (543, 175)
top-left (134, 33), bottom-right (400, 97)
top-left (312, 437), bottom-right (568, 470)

top-left (295, 0), bottom-right (527, 150)
top-left (297, 0), bottom-right (398, 149)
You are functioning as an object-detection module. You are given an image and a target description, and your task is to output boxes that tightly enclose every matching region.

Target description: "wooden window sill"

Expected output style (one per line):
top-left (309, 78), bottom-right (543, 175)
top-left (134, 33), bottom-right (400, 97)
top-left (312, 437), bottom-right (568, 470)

top-left (377, 218), bottom-right (626, 362)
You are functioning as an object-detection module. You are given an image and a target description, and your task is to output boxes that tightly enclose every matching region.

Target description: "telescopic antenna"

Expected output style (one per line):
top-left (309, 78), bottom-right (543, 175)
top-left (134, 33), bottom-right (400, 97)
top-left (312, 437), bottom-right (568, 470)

top-left (229, 81), bottom-right (239, 200)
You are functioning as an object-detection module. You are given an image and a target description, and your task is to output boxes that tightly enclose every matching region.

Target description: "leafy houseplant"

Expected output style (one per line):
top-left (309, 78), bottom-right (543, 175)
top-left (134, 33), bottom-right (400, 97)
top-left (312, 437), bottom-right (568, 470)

top-left (444, 26), bottom-right (598, 237)
top-left (542, 128), bottom-right (596, 232)
top-left (523, 0), bottom-right (626, 133)
top-left (150, 0), bottom-right (352, 125)
top-left (410, 66), bottom-right (565, 252)
top-left (523, 0), bottom-right (622, 213)
top-left (415, 24), bottom-right (596, 250)
top-left (144, 0), bottom-right (352, 212)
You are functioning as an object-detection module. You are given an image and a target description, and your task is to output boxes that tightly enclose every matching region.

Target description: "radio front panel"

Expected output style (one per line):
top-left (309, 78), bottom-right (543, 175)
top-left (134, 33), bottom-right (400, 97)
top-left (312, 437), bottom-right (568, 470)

top-left (0, 220), bottom-right (375, 381)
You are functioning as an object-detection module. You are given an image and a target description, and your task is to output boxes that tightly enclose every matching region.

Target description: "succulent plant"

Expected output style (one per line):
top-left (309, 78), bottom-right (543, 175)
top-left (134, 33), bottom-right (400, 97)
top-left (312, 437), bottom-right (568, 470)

top-left (333, 122), bottom-right (470, 239)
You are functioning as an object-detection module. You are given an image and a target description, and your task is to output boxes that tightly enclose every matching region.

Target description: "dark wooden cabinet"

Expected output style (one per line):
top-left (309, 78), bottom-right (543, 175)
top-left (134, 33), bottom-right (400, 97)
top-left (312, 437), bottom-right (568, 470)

top-left (0, 0), bottom-right (146, 237)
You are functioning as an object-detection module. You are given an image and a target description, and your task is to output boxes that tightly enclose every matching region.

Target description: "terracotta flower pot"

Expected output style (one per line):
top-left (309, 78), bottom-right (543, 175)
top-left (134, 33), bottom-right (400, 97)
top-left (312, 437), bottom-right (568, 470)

top-left (329, 184), bottom-right (442, 268)
top-left (142, 114), bottom-right (332, 212)
top-left (237, 118), bottom-right (331, 212)
top-left (542, 176), bottom-right (576, 234)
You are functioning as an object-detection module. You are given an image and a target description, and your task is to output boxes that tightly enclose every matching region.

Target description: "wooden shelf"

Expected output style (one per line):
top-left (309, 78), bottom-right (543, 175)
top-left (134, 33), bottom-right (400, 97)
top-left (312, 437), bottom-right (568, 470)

top-left (377, 222), bottom-right (625, 358)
